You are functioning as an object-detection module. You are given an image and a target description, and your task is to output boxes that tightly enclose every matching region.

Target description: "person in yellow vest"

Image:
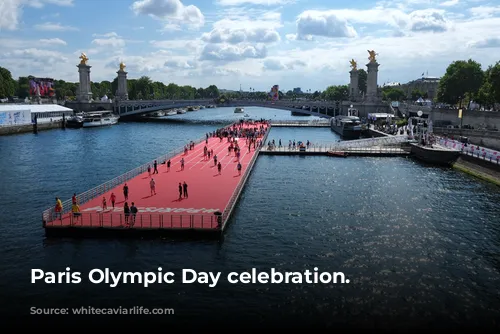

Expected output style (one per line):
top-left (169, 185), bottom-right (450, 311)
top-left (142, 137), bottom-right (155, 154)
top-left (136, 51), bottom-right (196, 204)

top-left (71, 203), bottom-right (81, 225)
top-left (54, 197), bottom-right (63, 220)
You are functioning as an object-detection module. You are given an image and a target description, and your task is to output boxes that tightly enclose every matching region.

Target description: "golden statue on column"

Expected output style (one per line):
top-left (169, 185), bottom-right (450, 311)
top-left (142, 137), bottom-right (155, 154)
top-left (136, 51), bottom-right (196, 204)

top-left (119, 62), bottom-right (126, 71)
top-left (349, 59), bottom-right (357, 70)
top-left (367, 50), bottom-right (378, 62)
top-left (79, 52), bottom-right (89, 65)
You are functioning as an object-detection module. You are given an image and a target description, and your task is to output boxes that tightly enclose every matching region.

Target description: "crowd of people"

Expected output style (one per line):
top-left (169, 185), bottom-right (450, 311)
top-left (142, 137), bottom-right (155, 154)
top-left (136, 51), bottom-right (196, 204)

top-left (55, 120), bottom-right (270, 227)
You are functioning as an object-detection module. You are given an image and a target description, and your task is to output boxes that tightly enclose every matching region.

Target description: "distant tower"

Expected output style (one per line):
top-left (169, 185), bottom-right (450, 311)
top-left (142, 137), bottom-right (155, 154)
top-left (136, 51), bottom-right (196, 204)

top-left (115, 62), bottom-right (129, 101)
top-left (76, 53), bottom-right (92, 103)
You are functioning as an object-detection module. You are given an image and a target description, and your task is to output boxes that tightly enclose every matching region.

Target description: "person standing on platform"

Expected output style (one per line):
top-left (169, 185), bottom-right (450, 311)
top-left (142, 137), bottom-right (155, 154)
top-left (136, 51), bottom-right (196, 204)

top-left (71, 202), bottom-right (81, 224)
top-left (123, 183), bottom-right (129, 201)
top-left (130, 202), bottom-right (138, 226)
top-left (214, 154), bottom-right (218, 166)
top-left (217, 162), bottom-right (222, 175)
top-left (153, 160), bottom-right (158, 174)
top-left (180, 158), bottom-right (185, 171)
top-left (183, 182), bottom-right (188, 198)
top-left (237, 162), bottom-right (242, 175)
top-left (124, 202), bottom-right (130, 225)
top-left (72, 193), bottom-right (77, 205)
top-left (178, 183), bottom-right (183, 200)
top-left (110, 192), bottom-right (116, 209)
top-left (54, 197), bottom-right (63, 219)
top-left (147, 165), bottom-right (151, 177)
top-left (167, 159), bottom-right (171, 172)
top-left (150, 178), bottom-right (156, 196)
top-left (102, 197), bottom-right (107, 210)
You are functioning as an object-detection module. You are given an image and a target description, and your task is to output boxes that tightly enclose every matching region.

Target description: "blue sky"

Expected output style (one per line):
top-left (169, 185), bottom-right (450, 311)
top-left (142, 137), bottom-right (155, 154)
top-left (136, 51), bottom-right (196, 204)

top-left (1, 0), bottom-right (500, 92)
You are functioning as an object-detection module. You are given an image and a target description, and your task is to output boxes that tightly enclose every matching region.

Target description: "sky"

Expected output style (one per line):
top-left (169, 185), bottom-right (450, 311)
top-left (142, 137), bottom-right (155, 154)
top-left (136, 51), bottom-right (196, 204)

top-left (1, 0), bottom-right (500, 92)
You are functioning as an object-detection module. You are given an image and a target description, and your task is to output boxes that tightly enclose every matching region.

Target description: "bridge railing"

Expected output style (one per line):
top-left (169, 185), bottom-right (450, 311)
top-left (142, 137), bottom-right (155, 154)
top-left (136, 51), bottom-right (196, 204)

top-left (221, 125), bottom-right (271, 230)
top-left (45, 212), bottom-right (219, 230)
top-left (42, 124), bottom-right (237, 224)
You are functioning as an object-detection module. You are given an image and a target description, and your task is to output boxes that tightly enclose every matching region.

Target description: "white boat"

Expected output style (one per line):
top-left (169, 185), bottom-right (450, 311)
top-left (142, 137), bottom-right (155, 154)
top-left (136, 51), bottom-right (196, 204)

top-left (177, 109), bottom-right (187, 114)
top-left (82, 112), bottom-right (119, 128)
top-left (234, 107), bottom-right (244, 113)
top-left (165, 110), bottom-right (177, 116)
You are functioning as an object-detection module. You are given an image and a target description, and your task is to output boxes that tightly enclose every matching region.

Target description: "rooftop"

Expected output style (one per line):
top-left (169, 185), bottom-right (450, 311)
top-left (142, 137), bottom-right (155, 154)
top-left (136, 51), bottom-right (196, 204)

top-left (0, 104), bottom-right (73, 113)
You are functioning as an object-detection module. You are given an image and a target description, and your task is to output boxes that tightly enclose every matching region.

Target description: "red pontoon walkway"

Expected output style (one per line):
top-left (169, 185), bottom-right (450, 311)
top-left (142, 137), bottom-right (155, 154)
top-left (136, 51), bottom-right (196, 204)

top-left (43, 121), bottom-right (270, 233)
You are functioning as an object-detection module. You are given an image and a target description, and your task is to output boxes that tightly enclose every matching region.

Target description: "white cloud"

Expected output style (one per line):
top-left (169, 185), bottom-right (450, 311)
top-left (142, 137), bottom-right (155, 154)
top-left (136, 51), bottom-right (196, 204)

top-left (263, 58), bottom-right (307, 71)
top-left (131, 0), bottom-right (204, 27)
top-left (0, 0), bottom-right (23, 30)
top-left (408, 9), bottom-right (448, 32)
top-left (2, 48), bottom-right (68, 64)
top-left (39, 38), bottom-right (67, 45)
top-left (468, 37), bottom-right (500, 49)
top-left (200, 43), bottom-right (267, 61)
top-left (292, 10), bottom-right (358, 40)
top-left (215, 0), bottom-right (294, 5)
top-left (201, 27), bottom-right (280, 44)
top-left (440, 0), bottom-right (459, 6)
top-left (34, 22), bottom-right (78, 31)
top-left (469, 6), bottom-right (500, 19)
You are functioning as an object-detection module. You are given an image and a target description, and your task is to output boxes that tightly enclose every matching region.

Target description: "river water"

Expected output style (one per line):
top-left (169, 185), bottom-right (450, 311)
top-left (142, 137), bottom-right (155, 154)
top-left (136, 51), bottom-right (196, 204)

top-left (0, 107), bottom-right (499, 329)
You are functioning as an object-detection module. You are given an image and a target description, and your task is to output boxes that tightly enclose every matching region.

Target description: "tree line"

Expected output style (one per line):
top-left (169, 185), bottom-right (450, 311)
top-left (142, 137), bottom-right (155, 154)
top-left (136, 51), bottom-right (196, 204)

top-left (378, 59), bottom-right (500, 109)
top-left (0, 67), bottom-right (220, 101)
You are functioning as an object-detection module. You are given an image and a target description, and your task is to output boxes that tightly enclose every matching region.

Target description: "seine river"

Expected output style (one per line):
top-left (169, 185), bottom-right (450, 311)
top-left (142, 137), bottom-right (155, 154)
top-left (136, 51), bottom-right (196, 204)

top-left (0, 107), bottom-right (499, 329)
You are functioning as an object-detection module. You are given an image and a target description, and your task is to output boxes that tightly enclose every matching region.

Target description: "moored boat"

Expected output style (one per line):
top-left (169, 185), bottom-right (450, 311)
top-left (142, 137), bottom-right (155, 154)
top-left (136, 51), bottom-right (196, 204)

top-left (327, 151), bottom-right (348, 158)
top-left (82, 112), bottom-right (119, 128)
top-left (234, 107), bottom-right (244, 113)
top-left (66, 115), bottom-right (84, 128)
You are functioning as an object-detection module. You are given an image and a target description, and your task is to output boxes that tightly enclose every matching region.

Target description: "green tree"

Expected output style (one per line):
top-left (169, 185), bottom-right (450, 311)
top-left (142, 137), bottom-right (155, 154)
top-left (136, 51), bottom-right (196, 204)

top-left (437, 59), bottom-right (484, 105)
top-left (0, 66), bottom-right (16, 98)
top-left (323, 85), bottom-right (349, 101)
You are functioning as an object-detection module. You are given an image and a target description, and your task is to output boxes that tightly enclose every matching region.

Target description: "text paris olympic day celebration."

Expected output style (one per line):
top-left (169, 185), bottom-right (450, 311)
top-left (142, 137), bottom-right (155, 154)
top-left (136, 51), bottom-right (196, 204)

top-left (31, 268), bottom-right (350, 288)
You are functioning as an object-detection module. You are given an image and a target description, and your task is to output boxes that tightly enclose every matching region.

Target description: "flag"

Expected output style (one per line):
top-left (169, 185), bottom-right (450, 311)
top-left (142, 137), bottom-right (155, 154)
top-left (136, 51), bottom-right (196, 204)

top-left (458, 109), bottom-right (462, 119)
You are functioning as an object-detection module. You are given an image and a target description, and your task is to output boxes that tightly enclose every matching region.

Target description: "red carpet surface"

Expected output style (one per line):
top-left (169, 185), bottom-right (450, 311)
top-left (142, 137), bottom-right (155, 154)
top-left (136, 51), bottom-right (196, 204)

top-left (46, 122), bottom-right (269, 230)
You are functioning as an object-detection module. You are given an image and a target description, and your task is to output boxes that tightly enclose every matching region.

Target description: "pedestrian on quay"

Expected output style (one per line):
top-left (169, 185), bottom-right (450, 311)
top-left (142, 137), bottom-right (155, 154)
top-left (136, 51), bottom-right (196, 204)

top-left (150, 178), bottom-right (156, 196)
top-left (130, 202), bottom-right (138, 226)
top-left (237, 162), bottom-right (242, 175)
top-left (124, 202), bottom-right (130, 225)
top-left (183, 181), bottom-right (188, 198)
top-left (110, 192), bottom-right (116, 208)
top-left (153, 160), bottom-right (158, 174)
top-left (180, 158), bottom-right (185, 171)
top-left (167, 159), bottom-right (171, 172)
top-left (147, 165), bottom-right (151, 177)
top-left (123, 183), bottom-right (129, 200)
top-left (178, 182), bottom-right (183, 200)
top-left (217, 162), bottom-right (222, 175)
top-left (102, 197), bottom-right (107, 210)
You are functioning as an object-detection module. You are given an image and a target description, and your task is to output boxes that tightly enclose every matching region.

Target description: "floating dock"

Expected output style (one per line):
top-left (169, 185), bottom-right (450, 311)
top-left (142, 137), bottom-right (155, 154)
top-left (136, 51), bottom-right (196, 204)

top-left (259, 146), bottom-right (410, 156)
top-left (43, 122), bottom-right (270, 236)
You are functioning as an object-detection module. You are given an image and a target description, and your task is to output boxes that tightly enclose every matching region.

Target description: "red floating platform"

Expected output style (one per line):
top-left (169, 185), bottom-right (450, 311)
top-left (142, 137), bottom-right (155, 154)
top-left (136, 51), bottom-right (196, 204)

top-left (43, 121), bottom-right (270, 234)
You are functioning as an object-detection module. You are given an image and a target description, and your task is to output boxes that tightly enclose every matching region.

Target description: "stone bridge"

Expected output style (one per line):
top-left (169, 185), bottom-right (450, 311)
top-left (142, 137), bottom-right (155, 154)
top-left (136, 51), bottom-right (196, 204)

top-left (114, 99), bottom-right (345, 118)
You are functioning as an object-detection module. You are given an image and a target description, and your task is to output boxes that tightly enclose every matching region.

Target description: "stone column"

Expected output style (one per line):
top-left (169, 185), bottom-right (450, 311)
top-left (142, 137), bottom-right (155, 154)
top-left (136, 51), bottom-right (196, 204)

top-left (115, 69), bottom-right (129, 101)
top-left (349, 69), bottom-right (359, 101)
top-left (77, 63), bottom-right (92, 103)
top-left (365, 61), bottom-right (379, 101)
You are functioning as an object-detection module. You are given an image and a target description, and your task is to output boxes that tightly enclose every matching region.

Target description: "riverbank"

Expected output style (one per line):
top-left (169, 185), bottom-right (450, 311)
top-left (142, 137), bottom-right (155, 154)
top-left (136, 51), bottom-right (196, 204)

top-left (0, 121), bottom-right (62, 136)
top-left (453, 154), bottom-right (500, 186)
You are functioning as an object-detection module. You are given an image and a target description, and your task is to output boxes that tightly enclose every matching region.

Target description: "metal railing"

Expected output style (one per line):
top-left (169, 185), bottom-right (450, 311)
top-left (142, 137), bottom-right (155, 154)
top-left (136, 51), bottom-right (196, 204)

top-left (42, 124), bottom-right (238, 224)
top-left (269, 120), bottom-right (330, 126)
top-left (262, 136), bottom-right (409, 153)
top-left (221, 126), bottom-right (271, 230)
top-left (439, 139), bottom-right (500, 164)
top-left (45, 212), bottom-right (219, 230)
